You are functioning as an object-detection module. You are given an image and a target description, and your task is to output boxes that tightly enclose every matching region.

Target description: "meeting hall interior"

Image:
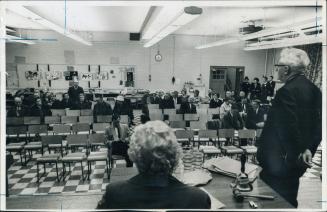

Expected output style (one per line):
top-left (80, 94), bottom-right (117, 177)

top-left (2, 0), bottom-right (325, 210)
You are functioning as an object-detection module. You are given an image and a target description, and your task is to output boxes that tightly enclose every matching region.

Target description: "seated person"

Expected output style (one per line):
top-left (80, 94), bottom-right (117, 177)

top-left (93, 95), bottom-right (113, 119)
top-left (219, 98), bottom-right (232, 119)
top-left (193, 89), bottom-right (202, 104)
top-left (179, 97), bottom-right (197, 114)
top-left (7, 97), bottom-right (28, 117)
top-left (209, 93), bottom-right (223, 108)
top-left (68, 79), bottom-right (84, 106)
top-left (171, 91), bottom-right (182, 107)
top-left (221, 104), bottom-right (244, 130)
top-left (97, 120), bottom-right (211, 209)
top-left (70, 93), bottom-right (92, 110)
top-left (235, 91), bottom-right (248, 103)
top-left (113, 95), bottom-right (134, 125)
top-left (160, 93), bottom-right (175, 109)
top-left (245, 99), bottom-right (265, 129)
top-left (30, 97), bottom-right (52, 122)
top-left (105, 119), bottom-right (133, 167)
top-left (51, 93), bottom-right (71, 109)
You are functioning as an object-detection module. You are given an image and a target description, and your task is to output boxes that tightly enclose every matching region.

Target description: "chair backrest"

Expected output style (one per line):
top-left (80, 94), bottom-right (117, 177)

top-left (89, 133), bottom-right (106, 145)
top-left (6, 125), bottom-right (27, 136)
top-left (51, 109), bottom-right (66, 116)
top-left (23, 116), bottom-right (41, 125)
top-left (41, 135), bottom-right (62, 146)
top-left (93, 123), bottom-right (108, 132)
top-left (175, 104), bottom-right (181, 110)
top-left (169, 121), bottom-right (186, 129)
top-left (208, 108), bottom-right (220, 115)
top-left (66, 134), bottom-right (88, 145)
top-left (168, 114), bottom-right (183, 121)
top-left (53, 124), bottom-right (71, 134)
top-left (66, 110), bottom-right (81, 116)
top-left (149, 113), bottom-right (163, 121)
top-left (148, 104), bottom-right (159, 109)
top-left (190, 121), bottom-right (207, 130)
top-left (72, 123), bottom-right (90, 134)
top-left (197, 109), bottom-right (208, 121)
top-left (80, 109), bottom-right (93, 116)
top-left (44, 116), bottom-right (61, 124)
top-left (120, 115), bottom-right (129, 124)
top-left (79, 116), bottom-right (94, 124)
top-left (6, 117), bottom-right (24, 125)
top-left (28, 124), bottom-right (48, 135)
top-left (199, 104), bottom-right (209, 109)
top-left (184, 113), bottom-right (199, 121)
top-left (61, 116), bottom-right (78, 124)
top-left (238, 129), bottom-right (256, 139)
top-left (218, 129), bottom-right (235, 138)
top-left (175, 130), bottom-right (194, 139)
top-left (198, 130), bottom-right (218, 139)
top-left (163, 109), bottom-right (177, 115)
top-left (97, 115), bottom-right (112, 123)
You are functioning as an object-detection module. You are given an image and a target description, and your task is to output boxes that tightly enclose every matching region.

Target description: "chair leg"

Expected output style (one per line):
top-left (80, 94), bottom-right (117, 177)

top-left (55, 162), bottom-right (59, 182)
top-left (87, 161), bottom-right (91, 181)
top-left (37, 162), bottom-right (40, 182)
top-left (81, 161), bottom-right (84, 181)
top-left (106, 160), bottom-right (109, 179)
top-left (43, 163), bottom-right (46, 174)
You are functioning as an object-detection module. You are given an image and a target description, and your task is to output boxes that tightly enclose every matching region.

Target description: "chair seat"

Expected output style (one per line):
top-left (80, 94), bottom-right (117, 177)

top-left (62, 152), bottom-right (86, 162)
top-left (199, 146), bottom-right (221, 154)
top-left (6, 143), bottom-right (25, 150)
top-left (91, 143), bottom-right (105, 146)
top-left (87, 152), bottom-right (108, 161)
top-left (24, 142), bottom-right (42, 149)
top-left (221, 146), bottom-right (243, 154)
top-left (37, 154), bottom-right (61, 162)
top-left (111, 155), bottom-right (125, 160)
top-left (240, 146), bottom-right (257, 154)
top-left (49, 143), bottom-right (67, 148)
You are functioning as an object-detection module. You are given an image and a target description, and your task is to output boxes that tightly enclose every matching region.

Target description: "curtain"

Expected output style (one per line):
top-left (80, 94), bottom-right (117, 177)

top-left (297, 43), bottom-right (322, 89)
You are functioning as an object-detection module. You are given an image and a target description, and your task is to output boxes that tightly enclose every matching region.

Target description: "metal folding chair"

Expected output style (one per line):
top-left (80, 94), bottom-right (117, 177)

top-left (51, 109), bottom-right (66, 116)
top-left (66, 110), bottom-right (81, 116)
top-left (72, 123), bottom-right (91, 134)
top-left (24, 124), bottom-right (48, 163)
top-left (219, 129), bottom-right (243, 158)
top-left (169, 121), bottom-right (186, 129)
top-left (53, 124), bottom-right (71, 135)
top-left (45, 116), bottom-right (61, 125)
top-left (23, 116), bottom-right (41, 125)
top-left (79, 116), bottom-right (94, 124)
top-left (61, 116), bottom-right (78, 124)
top-left (93, 123), bottom-right (109, 133)
top-left (184, 113), bottom-right (200, 121)
top-left (81, 109), bottom-right (93, 116)
top-left (6, 117), bottom-right (24, 126)
top-left (148, 104), bottom-right (159, 109)
top-left (6, 125), bottom-right (28, 165)
top-left (175, 130), bottom-right (194, 145)
top-left (96, 115), bottom-right (112, 123)
top-left (238, 130), bottom-right (257, 162)
top-left (197, 130), bottom-right (218, 147)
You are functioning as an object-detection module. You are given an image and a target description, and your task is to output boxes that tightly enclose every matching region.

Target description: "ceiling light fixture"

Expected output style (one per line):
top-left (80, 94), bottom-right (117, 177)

top-left (143, 6), bottom-right (202, 48)
top-left (6, 34), bottom-right (36, 45)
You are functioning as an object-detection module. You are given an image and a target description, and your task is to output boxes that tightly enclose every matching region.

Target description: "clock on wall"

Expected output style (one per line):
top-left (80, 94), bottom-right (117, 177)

top-left (155, 51), bottom-right (162, 62)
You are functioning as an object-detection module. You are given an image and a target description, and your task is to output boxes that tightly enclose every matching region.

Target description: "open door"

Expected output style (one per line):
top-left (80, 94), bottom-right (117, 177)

top-left (209, 66), bottom-right (226, 97)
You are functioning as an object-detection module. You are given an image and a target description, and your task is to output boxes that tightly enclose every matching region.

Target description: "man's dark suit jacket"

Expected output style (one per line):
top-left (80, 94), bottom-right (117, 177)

top-left (209, 99), bottom-right (223, 108)
top-left (68, 86), bottom-right (84, 103)
top-left (7, 106), bottom-right (28, 117)
top-left (257, 74), bottom-right (322, 178)
top-left (245, 107), bottom-right (265, 129)
top-left (97, 174), bottom-right (211, 209)
top-left (222, 112), bottom-right (244, 130)
top-left (160, 99), bottom-right (175, 109)
top-left (179, 102), bottom-right (197, 114)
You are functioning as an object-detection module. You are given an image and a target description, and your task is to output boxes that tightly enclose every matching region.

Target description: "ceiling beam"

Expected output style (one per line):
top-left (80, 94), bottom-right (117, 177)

top-left (6, 4), bottom-right (92, 46)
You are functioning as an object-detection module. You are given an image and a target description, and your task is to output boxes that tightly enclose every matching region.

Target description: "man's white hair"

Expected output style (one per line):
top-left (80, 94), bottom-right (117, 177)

top-left (279, 47), bottom-right (310, 69)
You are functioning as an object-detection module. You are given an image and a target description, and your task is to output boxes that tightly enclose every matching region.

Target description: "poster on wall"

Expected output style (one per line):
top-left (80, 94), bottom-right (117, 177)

top-left (25, 70), bottom-right (40, 80)
top-left (80, 73), bottom-right (93, 81)
top-left (95, 72), bottom-right (109, 80)
top-left (45, 71), bottom-right (62, 80)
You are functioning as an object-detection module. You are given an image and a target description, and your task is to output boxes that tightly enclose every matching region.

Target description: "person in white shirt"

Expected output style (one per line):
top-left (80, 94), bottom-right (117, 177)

top-left (219, 98), bottom-right (232, 119)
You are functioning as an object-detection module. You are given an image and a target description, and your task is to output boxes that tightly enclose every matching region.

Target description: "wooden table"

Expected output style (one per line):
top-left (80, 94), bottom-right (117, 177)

top-left (109, 167), bottom-right (294, 209)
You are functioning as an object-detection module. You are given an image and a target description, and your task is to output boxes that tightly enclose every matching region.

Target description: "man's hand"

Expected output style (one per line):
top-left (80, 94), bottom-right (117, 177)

top-left (299, 149), bottom-right (313, 168)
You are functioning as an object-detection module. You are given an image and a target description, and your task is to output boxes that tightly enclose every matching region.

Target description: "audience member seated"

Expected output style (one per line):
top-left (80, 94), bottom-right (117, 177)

top-left (267, 75), bottom-right (276, 97)
top-left (219, 98), bottom-right (232, 119)
top-left (30, 97), bottom-right (52, 122)
top-left (97, 120), bottom-right (211, 209)
top-left (93, 95), bottom-right (113, 119)
top-left (240, 76), bottom-right (251, 97)
top-left (261, 76), bottom-right (271, 103)
top-left (70, 93), bottom-right (92, 110)
top-left (250, 77), bottom-right (261, 100)
top-left (7, 97), bottom-right (28, 117)
top-left (160, 93), bottom-right (175, 109)
top-left (172, 91), bottom-right (182, 107)
top-left (209, 93), bottom-right (223, 108)
top-left (105, 119), bottom-right (133, 167)
top-left (68, 79), bottom-right (84, 107)
top-left (222, 103), bottom-right (244, 130)
top-left (179, 97), bottom-right (197, 114)
top-left (245, 99), bottom-right (265, 129)
top-left (207, 89), bottom-right (213, 100)
top-left (113, 95), bottom-right (134, 124)
top-left (237, 96), bottom-right (251, 122)
top-left (52, 93), bottom-right (71, 109)
top-left (193, 89), bottom-right (202, 104)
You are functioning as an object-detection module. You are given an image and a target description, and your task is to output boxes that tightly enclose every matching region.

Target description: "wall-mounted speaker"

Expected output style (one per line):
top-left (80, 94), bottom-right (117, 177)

top-left (129, 33), bottom-right (141, 41)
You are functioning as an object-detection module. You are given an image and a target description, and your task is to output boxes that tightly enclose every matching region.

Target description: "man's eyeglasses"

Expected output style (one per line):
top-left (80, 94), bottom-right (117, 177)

top-left (274, 64), bottom-right (290, 71)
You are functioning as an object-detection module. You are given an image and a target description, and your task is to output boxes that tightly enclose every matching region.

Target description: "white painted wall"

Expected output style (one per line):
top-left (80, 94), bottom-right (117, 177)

top-left (6, 30), bottom-right (267, 93)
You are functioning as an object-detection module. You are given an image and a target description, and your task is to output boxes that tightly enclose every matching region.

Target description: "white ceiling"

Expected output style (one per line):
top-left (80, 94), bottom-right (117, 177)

top-left (5, 3), bottom-right (322, 39)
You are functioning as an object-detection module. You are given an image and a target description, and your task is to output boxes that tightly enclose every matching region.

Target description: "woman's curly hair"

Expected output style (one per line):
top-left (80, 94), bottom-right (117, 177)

top-left (128, 120), bottom-right (183, 175)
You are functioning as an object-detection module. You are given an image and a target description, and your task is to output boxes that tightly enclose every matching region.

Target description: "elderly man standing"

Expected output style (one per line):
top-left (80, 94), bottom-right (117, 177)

top-left (257, 48), bottom-right (322, 207)
top-left (67, 79), bottom-right (84, 106)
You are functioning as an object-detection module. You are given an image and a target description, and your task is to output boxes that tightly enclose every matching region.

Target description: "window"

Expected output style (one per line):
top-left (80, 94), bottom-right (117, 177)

top-left (212, 69), bottom-right (225, 79)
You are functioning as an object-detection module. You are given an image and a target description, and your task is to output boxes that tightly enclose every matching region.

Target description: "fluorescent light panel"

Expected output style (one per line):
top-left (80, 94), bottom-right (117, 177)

top-left (144, 7), bottom-right (202, 48)
top-left (6, 34), bottom-right (36, 44)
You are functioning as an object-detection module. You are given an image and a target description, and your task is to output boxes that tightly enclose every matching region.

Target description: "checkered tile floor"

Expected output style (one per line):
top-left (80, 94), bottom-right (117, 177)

top-left (7, 152), bottom-right (128, 196)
